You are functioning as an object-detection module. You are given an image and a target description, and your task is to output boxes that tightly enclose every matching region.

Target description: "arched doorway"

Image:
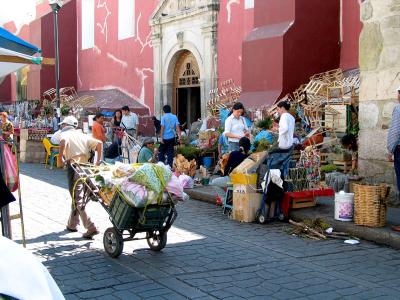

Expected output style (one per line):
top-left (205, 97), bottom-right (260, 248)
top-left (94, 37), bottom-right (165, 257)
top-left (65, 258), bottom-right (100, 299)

top-left (173, 51), bottom-right (201, 127)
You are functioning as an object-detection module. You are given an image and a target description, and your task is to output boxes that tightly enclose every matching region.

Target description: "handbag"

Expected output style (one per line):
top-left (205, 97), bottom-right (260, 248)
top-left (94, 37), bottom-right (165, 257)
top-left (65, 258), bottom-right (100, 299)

top-left (1, 143), bottom-right (19, 192)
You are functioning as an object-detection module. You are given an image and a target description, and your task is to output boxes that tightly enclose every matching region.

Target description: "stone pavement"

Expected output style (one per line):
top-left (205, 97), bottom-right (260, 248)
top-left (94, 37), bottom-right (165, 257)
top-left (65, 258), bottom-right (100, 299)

top-left (6, 163), bottom-right (400, 299)
top-left (187, 186), bottom-right (400, 250)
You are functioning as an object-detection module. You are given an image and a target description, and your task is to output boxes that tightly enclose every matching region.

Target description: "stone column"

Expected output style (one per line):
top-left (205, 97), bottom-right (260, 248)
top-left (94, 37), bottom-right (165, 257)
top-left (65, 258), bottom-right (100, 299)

top-left (201, 22), bottom-right (218, 119)
top-left (151, 28), bottom-right (163, 118)
top-left (359, 0), bottom-right (400, 202)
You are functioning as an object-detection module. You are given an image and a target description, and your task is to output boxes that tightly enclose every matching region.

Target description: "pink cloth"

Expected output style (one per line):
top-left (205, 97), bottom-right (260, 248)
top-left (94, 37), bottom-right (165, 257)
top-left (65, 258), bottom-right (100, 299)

top-left (178, 174), bottom-right (194, 189)
top-left (166, 175), bottom-right (184, 198)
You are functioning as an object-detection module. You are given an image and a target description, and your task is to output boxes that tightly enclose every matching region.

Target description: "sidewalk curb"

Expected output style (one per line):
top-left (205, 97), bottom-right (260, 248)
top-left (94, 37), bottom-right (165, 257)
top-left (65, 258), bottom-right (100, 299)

top-left (186, 188), bottom-right (400, 250)
top-left (290, 207), bottom-right (400, 250)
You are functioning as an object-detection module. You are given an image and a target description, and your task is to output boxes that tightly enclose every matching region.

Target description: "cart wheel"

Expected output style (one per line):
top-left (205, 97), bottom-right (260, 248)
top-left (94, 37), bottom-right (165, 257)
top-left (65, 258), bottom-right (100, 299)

top-left (146, 231), bottom-right (167, 251)
top-left (103, 227), bottom-right (124, 258)
top-left (256, 210), bottom-right (267, 224)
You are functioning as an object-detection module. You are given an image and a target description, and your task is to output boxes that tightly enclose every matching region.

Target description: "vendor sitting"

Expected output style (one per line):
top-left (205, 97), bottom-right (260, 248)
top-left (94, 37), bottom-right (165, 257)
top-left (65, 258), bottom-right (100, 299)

top-left (137, 138), bottom-right (156, 163)
top-left (211, 137), bottom-right (251, 201)
top-left (341, 134), bottom-right (358, 173)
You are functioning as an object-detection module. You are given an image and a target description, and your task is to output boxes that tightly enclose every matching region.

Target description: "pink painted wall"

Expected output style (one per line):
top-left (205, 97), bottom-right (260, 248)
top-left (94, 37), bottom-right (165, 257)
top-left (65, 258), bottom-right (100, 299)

top-left (76, 0), bottom-right (156, 114)
top-left (217, 0), bottom-right (254, 89)
top-left (340, 0), bottom-right (362, 70)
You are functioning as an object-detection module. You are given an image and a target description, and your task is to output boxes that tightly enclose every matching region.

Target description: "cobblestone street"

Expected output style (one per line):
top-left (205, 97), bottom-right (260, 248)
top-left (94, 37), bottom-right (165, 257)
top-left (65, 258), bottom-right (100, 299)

top-left (8, 164), bottom-right (400, 300)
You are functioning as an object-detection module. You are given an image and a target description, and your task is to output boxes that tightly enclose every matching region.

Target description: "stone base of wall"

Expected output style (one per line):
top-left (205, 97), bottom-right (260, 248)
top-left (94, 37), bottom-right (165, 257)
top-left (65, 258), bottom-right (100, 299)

top-left (359, 158), bottom-right (399, 205)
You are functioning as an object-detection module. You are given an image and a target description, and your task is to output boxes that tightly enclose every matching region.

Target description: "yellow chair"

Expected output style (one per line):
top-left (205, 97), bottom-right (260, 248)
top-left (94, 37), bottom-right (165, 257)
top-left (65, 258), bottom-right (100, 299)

top-left (42, 138), bottom-right (60, 169)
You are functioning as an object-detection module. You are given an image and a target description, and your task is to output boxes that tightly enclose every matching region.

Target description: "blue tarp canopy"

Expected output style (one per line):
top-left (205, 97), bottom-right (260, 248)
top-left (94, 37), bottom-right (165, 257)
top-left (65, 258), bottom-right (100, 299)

top-left (0, 27), bottom-right (44, 78)
top-left (0, 27), bottom-right (41, 56)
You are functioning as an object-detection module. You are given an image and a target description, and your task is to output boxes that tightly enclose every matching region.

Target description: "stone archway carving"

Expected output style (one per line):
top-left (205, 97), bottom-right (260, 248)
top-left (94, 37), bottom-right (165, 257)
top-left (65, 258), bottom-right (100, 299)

top-left (150, 0), bottom-right (219, 118)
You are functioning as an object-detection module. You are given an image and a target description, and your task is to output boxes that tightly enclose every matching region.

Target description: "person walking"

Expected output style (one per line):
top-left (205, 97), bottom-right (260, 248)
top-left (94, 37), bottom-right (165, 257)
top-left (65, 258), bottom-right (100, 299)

top-left (57, 116), bottom-right (102, 239)
top-left (158, 105), bottom-right (181, 167)
top-left (388, 87), bottom-right (400, 231)
top-left (224, 102), bottom-right (249, 152)
top-left (121, 106), bottom-right (139, 138)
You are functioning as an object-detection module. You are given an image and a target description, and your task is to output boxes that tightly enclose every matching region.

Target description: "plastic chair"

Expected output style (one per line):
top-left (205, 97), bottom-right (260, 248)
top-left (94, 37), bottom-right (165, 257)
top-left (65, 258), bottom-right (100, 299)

top-left (223, 183), bottom-right (233, 215)
top-left (42, 138), bottom-right (59, 169)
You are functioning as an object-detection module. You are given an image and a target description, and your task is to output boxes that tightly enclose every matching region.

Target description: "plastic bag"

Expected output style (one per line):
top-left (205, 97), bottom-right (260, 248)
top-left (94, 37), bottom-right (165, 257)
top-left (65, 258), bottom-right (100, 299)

top-left (2, 144), bottom-right (18, 192)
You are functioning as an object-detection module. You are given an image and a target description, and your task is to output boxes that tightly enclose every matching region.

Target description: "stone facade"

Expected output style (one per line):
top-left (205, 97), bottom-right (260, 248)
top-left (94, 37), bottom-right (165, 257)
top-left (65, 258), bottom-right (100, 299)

top-left (150, 0), bottom-right (219, 118)
top-left (359, 0), bottom-right (400, 201)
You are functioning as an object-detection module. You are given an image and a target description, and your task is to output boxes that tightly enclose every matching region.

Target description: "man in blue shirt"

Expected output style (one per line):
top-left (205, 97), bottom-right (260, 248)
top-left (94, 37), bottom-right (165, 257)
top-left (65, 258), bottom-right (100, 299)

top-left (158, 105), bottom-right (181, 167)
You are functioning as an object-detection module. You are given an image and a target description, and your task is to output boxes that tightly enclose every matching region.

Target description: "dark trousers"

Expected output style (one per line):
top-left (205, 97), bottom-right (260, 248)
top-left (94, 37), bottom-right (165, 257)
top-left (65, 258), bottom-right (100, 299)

top-left (394, 147), bottom-right (400, 194)
top-left (158, 138), bottom-right (175, 167)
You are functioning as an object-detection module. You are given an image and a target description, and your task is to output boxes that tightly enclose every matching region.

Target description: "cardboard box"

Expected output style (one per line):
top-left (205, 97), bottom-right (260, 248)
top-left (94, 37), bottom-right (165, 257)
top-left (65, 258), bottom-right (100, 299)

top-left (233, 184), bottom-right (258, 194)
top-left (230, 173), bottom-right (258, 185)
top-left (232, 192), bottom-right (263, 223)
top-left (231, 151), bottom-right (268, 174)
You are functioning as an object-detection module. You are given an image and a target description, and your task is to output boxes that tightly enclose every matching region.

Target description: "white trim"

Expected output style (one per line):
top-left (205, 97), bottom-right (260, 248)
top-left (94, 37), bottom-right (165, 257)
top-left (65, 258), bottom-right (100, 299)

top-left (81, 0), bottom-right (95, 50)
top-left (118, 0), bottom-right (135, 40)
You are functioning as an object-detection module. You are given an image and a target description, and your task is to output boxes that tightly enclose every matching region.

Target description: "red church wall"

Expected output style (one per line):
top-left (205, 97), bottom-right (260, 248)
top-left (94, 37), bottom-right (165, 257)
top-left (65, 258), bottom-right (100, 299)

top-left (340, 0), bottom-right (362, 70)
top-left (217, 0), bottom-right (254, 89)
top-left (0, 76), bottom-right (13, 103)
top-left (241, 0), bottom-right (341, 108)
top-left (76, 0), bottom-right (157, 114)
top-left (284, 0), bottom-right (341, 94)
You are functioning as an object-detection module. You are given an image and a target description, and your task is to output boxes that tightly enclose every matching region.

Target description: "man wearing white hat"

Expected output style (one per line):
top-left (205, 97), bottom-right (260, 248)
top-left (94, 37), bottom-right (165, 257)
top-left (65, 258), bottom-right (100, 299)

top-left (57, 116), bottom-right (102, 239)
top-left (387, 87), bottom-right (400, 231)
top-left (50, 116), bottom-right (77, 145)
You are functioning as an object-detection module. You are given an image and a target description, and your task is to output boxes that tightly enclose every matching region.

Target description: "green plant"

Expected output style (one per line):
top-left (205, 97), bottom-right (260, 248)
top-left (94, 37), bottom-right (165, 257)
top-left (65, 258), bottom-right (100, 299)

top-left (253, 138), bottom-right (270, 152)
top-left (320, 164), bottom-right (337, 173)
top-left (256, 118), bottom-right (273, 130)
top-left (348, 123), bottom-right (359, 136)
top-left (177, 145), bottom-right (202, 161)
top-left (61, 105), bottom-right (70, 116)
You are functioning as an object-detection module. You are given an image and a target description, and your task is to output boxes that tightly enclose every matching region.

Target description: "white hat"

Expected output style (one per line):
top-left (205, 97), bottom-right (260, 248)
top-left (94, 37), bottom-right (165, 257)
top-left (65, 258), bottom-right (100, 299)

top-left (397, 86), bottom-right (400, 92)
top-left (59, 116), bottom-right (78, 127)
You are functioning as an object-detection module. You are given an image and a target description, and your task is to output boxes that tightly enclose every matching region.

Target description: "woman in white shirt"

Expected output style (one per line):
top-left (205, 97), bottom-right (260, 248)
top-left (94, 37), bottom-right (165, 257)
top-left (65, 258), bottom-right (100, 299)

top-left (276, 101), bottom-right (295, 150)
top-left (223, 102), bottom-right (249, 152)
top-left (267, 101), bottom-right (295, 176)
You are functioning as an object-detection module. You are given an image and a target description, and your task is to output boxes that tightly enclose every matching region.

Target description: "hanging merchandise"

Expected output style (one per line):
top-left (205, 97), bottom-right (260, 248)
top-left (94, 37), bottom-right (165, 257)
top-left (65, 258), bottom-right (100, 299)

top-left (297, 146), bottom-right (321, 188)
top-left (1, 142), bottom-right (19, 192)
top-left (285, 167), bottom-right (309, 192)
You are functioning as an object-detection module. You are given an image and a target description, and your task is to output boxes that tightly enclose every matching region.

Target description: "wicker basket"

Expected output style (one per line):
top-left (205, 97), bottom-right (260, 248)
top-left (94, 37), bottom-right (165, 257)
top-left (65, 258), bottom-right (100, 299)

top-left (353, 184), bottom-right (388, 227)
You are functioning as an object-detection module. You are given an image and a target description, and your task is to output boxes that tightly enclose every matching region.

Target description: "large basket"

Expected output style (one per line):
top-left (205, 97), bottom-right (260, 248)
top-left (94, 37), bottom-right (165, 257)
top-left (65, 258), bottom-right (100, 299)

top-left (353, 184), bottom-right (388, 227)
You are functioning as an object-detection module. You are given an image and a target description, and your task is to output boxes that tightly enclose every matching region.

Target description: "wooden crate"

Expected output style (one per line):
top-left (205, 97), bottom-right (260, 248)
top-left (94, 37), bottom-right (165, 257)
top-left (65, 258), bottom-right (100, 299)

top-left (324, 105), bottom-right (348, 133)
top-left (333, 160), bottom-right (352, 173)
top-left (290, 197), bottom-right (316, 209)
top-left (320, 153), bottom-right (329, 165)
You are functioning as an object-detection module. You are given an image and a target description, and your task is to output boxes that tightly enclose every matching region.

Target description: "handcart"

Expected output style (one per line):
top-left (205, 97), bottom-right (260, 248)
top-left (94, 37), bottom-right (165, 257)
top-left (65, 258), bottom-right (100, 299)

top-left (70, 162), bottom-right (178, 258)
top-left (255, 149), bottom-right (293, 224)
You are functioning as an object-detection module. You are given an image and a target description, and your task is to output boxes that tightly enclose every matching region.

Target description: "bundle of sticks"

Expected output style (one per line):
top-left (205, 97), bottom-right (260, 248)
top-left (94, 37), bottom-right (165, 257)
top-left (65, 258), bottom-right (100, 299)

top-left (288, 219), bottom-right (352, 241)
